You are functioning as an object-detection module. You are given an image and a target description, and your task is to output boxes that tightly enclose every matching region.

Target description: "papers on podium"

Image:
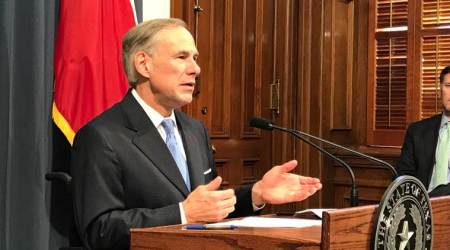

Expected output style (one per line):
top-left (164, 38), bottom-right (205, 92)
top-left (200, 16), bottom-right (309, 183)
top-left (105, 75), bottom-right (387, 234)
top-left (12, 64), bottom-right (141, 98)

top-left (208, 216), bottom-right (321, 228)
top-left (294, 208), bottom-right (336, 219)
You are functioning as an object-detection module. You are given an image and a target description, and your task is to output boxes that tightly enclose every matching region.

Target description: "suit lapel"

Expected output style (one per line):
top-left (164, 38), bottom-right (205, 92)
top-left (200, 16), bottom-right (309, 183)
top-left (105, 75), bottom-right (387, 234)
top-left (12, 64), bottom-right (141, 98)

top-left (430, 115), bottom-right (441, 150)
top-left (176, 112), bottom-right (205, 190)
top-left (424, 115), bottom-right (441, 163)
top-left (425, 114), bottom-right (442, 185)
top-left (120, 92), bottom-right (190, 197)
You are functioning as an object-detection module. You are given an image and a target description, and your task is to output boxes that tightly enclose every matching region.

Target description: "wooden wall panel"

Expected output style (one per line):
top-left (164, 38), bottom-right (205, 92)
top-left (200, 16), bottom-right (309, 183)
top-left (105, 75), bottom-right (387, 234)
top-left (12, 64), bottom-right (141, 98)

top-left (321, 0), bottom-right (355, 136)
top-left (172, 0), bottom-right (277, 191)
top-left (293, 0), bottom-right (325, 211)
top-left (327, 0), bottom-right (354, 131)
top-left (351, 0), bottom-right (370, 145)
top-left (215, 159), bottom-right (230, 186)
top-left (236, 0), bottom-right (262, 138)
top-left (325, 0), bottom-right (402, 208)
top-left (241, 158), bottom-right (259, 185)
top-left (197, 0), bottom-right (231, 138)
top-left (327, 147), bottom-right (400, 208)
top-left (170, 0), bottom-right (193, 23)
top-left (297, 0), bottom-right (313, 186)
top-left (295, 0), bottom-right (400, 210)
top-left (171, 0), bottom-right (401, 212)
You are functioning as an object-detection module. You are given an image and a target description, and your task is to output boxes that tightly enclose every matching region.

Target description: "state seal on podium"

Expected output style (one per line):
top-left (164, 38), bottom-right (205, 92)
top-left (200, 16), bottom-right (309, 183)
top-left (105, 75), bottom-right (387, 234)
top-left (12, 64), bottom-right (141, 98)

top-left (372, 175), bottom-right (433, 250)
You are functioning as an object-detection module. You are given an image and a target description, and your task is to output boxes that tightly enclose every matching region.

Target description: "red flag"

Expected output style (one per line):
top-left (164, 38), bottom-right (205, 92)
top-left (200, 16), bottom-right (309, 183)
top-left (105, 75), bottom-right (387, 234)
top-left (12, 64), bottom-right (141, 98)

top-left (53, 0), bottom-right (136, 144)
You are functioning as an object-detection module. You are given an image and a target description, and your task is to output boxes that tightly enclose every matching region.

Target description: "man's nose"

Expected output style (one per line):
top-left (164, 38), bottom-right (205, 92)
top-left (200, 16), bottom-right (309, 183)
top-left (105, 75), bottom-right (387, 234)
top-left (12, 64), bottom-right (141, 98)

top-left (187, 59), bottom-right (201, 76)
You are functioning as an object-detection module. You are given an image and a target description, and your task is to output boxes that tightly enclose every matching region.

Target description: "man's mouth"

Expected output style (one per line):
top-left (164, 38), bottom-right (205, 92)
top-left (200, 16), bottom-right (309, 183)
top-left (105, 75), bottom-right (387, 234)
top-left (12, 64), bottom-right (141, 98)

top-left (181, 82), bottom-right (195, 88)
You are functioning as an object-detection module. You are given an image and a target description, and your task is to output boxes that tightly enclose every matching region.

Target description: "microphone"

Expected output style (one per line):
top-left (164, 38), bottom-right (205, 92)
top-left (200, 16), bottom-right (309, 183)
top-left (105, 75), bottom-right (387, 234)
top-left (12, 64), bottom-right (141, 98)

top-left (250, 117), bottom-right (359, 207)
top-left (249, 117), bottom-right (398, 177)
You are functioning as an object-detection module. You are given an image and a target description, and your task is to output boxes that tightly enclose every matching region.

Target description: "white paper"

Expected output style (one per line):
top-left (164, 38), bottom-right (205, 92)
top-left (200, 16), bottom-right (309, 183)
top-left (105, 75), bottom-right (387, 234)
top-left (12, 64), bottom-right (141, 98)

top-left (294, 208), bottom-right (336, 219)
top-left (208, 216), bottom-right (321, 228)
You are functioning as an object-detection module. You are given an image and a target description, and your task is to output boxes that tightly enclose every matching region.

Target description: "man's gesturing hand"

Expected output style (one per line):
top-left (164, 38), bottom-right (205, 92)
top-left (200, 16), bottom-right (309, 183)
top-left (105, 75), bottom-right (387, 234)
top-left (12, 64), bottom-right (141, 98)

top-left (252, 160), bottom-right (322, 206)
top-left (182, 176), bottom-right (236, 223)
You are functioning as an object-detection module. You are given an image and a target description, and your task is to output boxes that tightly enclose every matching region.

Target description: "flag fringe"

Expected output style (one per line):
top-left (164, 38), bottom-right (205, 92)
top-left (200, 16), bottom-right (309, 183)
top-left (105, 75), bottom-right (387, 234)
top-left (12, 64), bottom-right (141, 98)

top-left (52, 102), bottom-right (76, 145)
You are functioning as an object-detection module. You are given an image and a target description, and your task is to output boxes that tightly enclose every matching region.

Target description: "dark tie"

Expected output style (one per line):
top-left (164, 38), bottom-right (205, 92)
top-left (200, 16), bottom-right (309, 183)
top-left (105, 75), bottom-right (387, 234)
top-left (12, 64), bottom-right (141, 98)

top-left (161, 119), bottom-right (191, 190)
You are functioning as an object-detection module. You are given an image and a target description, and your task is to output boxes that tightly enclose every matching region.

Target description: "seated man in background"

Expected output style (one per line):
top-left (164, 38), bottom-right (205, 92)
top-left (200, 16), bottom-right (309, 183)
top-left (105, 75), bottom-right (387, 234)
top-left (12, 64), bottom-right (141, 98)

top-left (71, 18), bottom-right (322, 250)
top-left (397, 66), bottom-right (450, 197)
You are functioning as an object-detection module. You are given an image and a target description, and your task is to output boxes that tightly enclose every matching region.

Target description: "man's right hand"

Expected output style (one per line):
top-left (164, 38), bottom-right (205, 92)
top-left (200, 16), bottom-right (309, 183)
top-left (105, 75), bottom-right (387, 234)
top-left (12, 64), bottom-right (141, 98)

top-left (182, 176), bottom-right (236, 223)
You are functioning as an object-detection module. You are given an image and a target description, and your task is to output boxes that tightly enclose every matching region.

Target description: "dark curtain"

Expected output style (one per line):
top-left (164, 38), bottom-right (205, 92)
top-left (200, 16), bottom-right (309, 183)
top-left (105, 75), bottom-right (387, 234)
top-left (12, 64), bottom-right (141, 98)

top-left (0, 1), bottom-right (144, 249)
top-left (0, 0), bottom-right (58, 249)
top-left (134, 0), bottom-right (143, 23)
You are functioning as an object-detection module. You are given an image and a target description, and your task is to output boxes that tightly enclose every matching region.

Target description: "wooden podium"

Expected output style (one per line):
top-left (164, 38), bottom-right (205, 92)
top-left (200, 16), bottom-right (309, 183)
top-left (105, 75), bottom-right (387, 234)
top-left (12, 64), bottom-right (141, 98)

top-left (130, 196), bottom-right (450, 249)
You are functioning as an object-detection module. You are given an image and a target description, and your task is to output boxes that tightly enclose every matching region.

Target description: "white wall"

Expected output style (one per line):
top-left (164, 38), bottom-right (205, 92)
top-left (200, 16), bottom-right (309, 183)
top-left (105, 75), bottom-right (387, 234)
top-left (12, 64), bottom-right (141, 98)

top-left (142, 0), bottom-right (171, 21)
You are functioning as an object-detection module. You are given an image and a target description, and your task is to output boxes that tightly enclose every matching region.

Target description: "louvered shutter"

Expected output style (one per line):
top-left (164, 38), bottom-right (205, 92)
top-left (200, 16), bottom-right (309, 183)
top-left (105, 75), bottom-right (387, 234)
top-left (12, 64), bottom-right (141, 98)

top-left (420, 0), bottom-right (450, 119)
top-left (368, 0), bottom-right (450, 146)
top-left (374, 0), bottom-right (408, 129)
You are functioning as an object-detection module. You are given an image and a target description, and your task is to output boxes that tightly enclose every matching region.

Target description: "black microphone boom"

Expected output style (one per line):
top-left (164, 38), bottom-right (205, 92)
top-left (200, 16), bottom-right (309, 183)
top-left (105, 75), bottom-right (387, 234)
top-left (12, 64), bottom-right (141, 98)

top-left (250, 117), bottom-right (359, 207)
top-left (291, 130), bottom-right (398, 176)
top-left (250, 117), bottom-right (398, 177)
top-left (249, 117), bottom-right (275, 130)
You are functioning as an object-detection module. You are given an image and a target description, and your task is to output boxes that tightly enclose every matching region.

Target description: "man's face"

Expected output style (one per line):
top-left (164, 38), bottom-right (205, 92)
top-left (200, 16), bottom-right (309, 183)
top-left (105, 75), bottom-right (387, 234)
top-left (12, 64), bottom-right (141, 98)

top-left (147, 26), bottom-right (201, 111)
top-left (441, 73), bottom-right (450, 116)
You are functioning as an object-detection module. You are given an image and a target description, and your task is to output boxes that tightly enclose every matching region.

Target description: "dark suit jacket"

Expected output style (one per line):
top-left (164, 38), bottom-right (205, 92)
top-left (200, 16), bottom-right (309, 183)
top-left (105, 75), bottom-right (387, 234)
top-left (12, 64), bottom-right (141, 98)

top-left (71, 91), bottom-right (254, 250)
top-left (397, 114), bottom-right (441, 189)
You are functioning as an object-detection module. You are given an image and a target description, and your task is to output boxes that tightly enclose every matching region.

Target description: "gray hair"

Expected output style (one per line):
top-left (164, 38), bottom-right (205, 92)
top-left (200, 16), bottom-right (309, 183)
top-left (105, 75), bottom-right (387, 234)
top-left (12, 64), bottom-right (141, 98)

top-left (122, 18), bottom-right (187, 87)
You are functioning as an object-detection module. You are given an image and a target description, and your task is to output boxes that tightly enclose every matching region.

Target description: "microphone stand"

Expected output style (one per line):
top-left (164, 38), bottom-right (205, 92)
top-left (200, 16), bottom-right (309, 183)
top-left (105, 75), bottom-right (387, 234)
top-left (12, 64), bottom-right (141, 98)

top-left (250, 116), bottom-right (399, 207)
top-left (270, 125), bottom-right (359, 207)
top-left (286, 128), bottom-right (398, 178)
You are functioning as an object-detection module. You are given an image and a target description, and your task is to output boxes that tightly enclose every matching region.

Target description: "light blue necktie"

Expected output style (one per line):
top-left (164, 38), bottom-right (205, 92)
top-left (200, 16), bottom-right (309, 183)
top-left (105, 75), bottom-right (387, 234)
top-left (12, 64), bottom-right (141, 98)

top-left (161, 119), bottom-right (191, 191)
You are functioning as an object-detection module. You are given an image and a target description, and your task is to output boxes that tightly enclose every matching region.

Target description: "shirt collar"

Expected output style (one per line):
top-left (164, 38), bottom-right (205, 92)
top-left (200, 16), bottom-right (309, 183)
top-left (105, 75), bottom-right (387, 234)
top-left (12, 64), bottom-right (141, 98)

top-left (131, 88), bottom-right (177, 128)
top-left (440, 113), bottom-right (450, 129)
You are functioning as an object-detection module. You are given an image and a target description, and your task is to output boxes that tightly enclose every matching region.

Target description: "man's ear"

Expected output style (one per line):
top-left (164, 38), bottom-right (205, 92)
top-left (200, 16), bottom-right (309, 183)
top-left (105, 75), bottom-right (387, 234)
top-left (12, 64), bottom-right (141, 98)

top-left (134, 51), bottom-right (151, 78)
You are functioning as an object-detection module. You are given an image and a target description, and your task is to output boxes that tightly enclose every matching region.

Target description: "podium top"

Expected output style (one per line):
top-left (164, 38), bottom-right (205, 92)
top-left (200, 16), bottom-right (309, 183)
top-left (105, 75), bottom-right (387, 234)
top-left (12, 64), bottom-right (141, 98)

top-left (131, 196), bottom-right (450, 250)
top-left (131, 220), bottom-right (321, 249)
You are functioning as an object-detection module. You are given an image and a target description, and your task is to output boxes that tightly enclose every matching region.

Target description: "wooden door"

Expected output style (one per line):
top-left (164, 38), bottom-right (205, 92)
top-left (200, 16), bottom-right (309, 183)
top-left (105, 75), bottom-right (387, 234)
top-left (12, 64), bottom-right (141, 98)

top-left (172, 0), bottom-right (280, 189)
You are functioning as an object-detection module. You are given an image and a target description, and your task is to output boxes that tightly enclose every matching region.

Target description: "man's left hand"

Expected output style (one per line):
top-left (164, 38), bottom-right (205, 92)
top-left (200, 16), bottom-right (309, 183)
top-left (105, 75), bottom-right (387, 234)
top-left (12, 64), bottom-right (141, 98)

top-left (251, 160), bottom-right (322, 206)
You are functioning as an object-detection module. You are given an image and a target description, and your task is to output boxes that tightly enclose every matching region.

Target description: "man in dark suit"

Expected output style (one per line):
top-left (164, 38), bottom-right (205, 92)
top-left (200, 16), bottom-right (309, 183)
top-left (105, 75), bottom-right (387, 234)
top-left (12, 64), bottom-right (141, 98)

top-left (71, 18), bottom-right (322, 250)
top-left (397, 66), bottom-right (450, 197)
